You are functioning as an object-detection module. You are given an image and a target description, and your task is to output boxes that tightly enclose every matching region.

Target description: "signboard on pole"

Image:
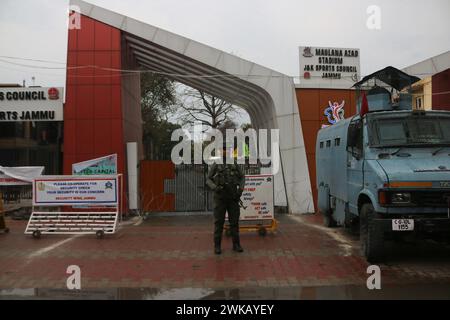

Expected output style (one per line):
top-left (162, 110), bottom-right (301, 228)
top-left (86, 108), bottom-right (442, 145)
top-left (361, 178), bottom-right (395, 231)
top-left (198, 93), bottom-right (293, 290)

top-left (33, 175), bottom-right (118, 206)
top-left (72, 154), bottom-right (117, 175)
top-left (0, 87), bottom-right (64, 121)
top-left (299, 46), bottom-right (360, 88)
top-left (240, 175), bottom-right (274, 220)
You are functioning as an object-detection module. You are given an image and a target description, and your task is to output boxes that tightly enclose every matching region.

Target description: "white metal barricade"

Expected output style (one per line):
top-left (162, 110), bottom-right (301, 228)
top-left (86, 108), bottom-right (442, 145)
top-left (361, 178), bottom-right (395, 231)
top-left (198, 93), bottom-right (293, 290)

top-left (25, 210), bottom-right (118, 239)
top-left (25, 175), bottom-right (121, 239)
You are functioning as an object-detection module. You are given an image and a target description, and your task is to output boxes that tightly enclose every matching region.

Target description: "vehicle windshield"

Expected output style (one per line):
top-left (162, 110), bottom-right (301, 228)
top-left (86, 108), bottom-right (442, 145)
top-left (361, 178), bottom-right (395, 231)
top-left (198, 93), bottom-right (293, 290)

top-left (368, 113), bottom-right (450, 147)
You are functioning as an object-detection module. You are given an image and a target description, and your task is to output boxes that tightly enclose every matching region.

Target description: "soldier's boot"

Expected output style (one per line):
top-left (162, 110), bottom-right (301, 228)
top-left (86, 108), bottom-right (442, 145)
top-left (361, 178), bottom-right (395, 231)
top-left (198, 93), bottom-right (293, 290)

top-left (232, 237), bottom-right (244, 253)
top-left (214, 238), bottom-right (222, 255)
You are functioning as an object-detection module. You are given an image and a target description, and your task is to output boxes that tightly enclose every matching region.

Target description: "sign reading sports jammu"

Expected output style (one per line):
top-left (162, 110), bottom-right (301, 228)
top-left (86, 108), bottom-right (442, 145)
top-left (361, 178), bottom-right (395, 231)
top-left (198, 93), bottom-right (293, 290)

top-left (0, 87), bottom-right (64, 121)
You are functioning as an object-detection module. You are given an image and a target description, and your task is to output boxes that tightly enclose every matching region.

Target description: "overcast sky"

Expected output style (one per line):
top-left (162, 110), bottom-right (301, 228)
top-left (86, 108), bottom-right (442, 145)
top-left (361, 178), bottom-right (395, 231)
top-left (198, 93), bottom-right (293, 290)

top-left (0, 0), bottom-right (449, 88)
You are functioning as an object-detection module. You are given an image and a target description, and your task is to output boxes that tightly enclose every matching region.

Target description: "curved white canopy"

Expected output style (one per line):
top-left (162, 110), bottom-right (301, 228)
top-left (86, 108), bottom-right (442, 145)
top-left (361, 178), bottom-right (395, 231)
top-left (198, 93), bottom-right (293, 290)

top-left (70, 0), bottom-right (314, 213)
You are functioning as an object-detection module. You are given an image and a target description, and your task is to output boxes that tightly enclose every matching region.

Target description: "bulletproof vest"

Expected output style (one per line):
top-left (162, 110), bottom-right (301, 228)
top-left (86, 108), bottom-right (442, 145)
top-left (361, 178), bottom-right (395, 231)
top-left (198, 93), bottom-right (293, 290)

top-left (214, 164), bottom-right (241, 187)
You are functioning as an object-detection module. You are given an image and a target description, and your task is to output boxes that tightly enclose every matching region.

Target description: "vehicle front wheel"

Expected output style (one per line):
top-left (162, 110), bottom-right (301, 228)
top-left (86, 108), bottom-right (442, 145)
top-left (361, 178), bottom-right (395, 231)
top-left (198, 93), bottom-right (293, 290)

top-left (258, 227), bottom-right (267, 237)
top-left (360, 203), bottom-right (384, 262)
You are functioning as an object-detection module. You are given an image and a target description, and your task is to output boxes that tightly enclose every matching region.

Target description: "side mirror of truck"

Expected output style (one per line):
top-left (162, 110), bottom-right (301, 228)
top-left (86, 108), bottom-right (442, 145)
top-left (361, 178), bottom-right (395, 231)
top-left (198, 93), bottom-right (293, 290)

top-left (347, 146), bottom-right (362, 160)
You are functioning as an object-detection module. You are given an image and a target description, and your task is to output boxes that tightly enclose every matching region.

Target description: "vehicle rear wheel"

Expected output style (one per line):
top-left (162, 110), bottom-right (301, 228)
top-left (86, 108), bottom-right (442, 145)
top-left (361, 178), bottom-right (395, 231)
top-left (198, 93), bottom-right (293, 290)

top-left (323, 210), bottom-right (337, 228)
top-left (360, 203), bottom-right (384, 262)
top-left (258, 227), bottom-right (267, 237)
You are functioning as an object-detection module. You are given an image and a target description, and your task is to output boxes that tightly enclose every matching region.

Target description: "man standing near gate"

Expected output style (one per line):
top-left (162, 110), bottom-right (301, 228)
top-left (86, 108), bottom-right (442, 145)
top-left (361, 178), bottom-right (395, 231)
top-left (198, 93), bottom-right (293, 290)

top-left (206, 142), bottom-right (245, 254)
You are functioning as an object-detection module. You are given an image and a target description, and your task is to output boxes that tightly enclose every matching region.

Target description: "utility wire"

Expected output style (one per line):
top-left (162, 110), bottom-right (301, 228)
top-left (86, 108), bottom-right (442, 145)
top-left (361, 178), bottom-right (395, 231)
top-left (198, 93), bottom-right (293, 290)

top-left (1, 61), bottom-right (448, 97)
top-left (0, 55), bottom-right (66, 65)
top-left (0, 54), bottom-right (445, 81)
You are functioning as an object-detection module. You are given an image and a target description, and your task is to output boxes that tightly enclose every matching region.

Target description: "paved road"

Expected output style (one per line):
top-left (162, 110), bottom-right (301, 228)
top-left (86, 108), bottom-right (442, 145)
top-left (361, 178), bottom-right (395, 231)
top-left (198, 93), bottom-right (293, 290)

top-left (1, 213), bottom-right (450, 299)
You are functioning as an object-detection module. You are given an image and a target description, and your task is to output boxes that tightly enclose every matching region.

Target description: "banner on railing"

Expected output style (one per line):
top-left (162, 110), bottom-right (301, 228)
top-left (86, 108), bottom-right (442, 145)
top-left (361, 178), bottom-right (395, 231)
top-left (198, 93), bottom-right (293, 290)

top-left (33, 175), bottom-right (118, 206)
top-left (72, 154), bottom-right (117, 175)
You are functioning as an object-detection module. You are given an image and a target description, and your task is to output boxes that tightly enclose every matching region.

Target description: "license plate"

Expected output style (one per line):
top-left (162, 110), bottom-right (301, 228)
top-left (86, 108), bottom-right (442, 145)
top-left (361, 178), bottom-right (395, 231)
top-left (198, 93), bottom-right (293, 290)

top-left (392, 219), bottom-right (414, 231)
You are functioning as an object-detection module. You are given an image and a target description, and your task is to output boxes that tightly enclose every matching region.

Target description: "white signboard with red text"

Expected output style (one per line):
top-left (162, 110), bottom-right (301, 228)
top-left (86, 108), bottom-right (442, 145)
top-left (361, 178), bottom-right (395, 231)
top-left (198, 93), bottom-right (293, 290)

top-left (32, 175), bottom-right (118, 206)
top-left (299, 46), bottom-right (360, 89)
top-left (240, 175), bottom-right (274, 220)
top-left (0, 87), bottom-right (63, 121)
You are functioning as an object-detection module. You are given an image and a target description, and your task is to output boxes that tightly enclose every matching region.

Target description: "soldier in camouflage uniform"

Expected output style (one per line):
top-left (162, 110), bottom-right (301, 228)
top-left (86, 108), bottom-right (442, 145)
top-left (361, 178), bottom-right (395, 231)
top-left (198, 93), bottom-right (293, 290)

top-left (206, 143), bottom-right (245, 254)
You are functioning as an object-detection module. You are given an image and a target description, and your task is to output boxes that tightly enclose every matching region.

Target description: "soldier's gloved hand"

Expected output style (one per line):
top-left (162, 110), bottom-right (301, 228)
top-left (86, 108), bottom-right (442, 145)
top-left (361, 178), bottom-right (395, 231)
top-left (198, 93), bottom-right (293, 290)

top-left (215, 186), bottom-right (223, 192)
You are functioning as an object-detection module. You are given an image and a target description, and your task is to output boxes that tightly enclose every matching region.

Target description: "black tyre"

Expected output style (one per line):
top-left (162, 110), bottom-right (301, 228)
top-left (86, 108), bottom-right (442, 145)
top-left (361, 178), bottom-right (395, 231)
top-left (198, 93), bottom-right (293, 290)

top-left (96, 230), bottom-right (105, 239)
top-left (323, 210), bottom-right (337, 228)
top-left (32, 230), bottom-right (41, 239)
top-left (345, 217), bottom-right (360, 235)
top-left (360, 203), bottom-right (384, 262)
top-left (258, 227), bottom-right (267, 237)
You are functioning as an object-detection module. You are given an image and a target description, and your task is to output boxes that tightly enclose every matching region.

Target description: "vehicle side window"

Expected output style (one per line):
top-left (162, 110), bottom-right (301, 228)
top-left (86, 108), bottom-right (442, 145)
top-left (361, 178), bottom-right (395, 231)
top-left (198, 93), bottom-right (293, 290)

top-left (375, 120), bottom-right (407, 145)
top-left (347, 120), bottom-right (363, 159)
top-left (335, 138), bottom-right (340, 146)
top-left (326, 140), bottom-right (331, 148)
top-left (320, 141), bottom-right (324, 149)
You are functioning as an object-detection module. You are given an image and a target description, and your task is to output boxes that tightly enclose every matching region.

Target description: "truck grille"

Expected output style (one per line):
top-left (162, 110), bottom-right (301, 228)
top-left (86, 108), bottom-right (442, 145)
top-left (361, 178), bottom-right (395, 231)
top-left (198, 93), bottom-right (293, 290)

top-left (413, 192), bottom-right (450, 207)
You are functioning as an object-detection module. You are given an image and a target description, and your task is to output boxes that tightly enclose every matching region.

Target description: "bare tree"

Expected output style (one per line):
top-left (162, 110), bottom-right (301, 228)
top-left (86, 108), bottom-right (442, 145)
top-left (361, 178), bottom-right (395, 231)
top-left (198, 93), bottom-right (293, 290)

top-left (177, 87), bottom-right (239, 131)
top-left (141, 72), bottom-right (180, 160)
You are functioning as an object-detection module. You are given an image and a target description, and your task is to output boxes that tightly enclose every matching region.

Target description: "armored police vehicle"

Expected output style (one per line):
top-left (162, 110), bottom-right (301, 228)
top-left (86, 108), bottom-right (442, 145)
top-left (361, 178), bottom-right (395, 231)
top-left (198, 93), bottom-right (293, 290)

top-left (316, 66), bottom-right (450, 262)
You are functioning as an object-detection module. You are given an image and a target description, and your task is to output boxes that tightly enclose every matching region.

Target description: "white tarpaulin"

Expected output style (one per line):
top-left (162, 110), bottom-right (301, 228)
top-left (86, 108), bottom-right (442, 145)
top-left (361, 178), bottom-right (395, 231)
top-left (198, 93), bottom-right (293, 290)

top-left (0, 166), bottom-right (44, 185)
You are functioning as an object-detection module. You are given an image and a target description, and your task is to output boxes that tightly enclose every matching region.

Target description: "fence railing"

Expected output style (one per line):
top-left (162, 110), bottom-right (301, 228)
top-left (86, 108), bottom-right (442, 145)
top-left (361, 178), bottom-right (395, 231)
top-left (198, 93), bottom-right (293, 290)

top-left (0, 186), bottom-right (32, 204)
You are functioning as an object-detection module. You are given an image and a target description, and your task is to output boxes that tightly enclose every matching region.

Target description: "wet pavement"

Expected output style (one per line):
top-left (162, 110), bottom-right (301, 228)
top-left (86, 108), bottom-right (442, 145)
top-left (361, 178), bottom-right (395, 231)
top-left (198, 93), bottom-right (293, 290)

top-left (1, 284), bottom-right (450, 300)
top-left (1, 213), bottom-right (450, 299)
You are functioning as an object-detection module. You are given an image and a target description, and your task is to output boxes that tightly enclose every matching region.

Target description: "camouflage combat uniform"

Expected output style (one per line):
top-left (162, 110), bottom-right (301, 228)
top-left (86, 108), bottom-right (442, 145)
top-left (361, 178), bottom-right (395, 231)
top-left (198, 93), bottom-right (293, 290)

top-left (206, 162), bottom-right (245, 254)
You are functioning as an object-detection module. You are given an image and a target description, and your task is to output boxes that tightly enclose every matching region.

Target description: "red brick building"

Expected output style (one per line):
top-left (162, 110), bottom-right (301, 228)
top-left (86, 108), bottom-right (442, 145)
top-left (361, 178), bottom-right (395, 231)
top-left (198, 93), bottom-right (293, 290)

top-left (432, 69), bottom-right (450, 110)
top-left (64, 15), bottom-right (144, 210)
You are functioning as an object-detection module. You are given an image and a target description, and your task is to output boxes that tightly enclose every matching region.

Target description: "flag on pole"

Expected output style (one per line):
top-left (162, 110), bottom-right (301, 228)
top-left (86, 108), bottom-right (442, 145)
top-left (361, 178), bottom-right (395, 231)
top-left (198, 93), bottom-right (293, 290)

top-left (360, 92), bottom-right (369, 117)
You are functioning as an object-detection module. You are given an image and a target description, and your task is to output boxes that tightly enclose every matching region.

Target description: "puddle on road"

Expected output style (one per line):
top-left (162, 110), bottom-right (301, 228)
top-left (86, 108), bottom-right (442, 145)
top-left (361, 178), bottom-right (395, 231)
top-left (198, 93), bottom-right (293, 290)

top-left (1, 284), bottom-right (449, 300)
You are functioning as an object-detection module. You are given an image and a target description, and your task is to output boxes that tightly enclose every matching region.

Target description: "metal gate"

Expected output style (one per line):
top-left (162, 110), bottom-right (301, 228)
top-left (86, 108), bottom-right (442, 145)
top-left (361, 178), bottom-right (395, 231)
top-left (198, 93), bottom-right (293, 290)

top-left (140, 161), bottom-right (264, 213)
top-left (173, 163), bottom-right (262, 212)
top-left (174, 164), bottom-right (208, 212)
